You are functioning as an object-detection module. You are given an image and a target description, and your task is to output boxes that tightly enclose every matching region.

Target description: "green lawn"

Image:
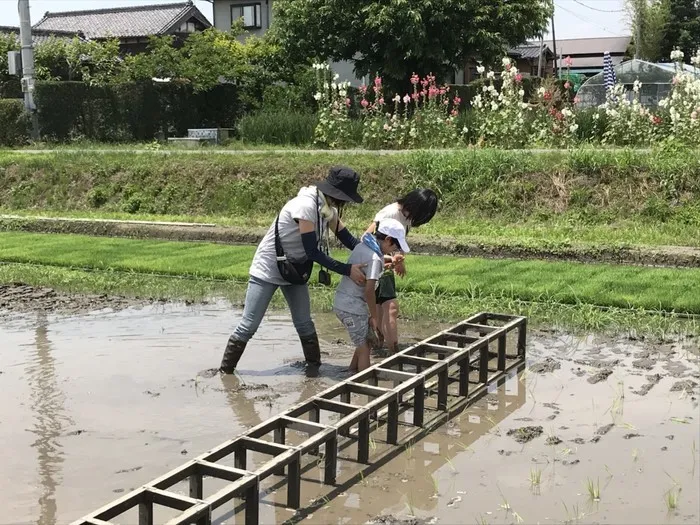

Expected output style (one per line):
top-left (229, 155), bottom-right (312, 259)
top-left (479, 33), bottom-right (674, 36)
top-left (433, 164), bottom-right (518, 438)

top-left (1, 231), bottom-right (698, 314)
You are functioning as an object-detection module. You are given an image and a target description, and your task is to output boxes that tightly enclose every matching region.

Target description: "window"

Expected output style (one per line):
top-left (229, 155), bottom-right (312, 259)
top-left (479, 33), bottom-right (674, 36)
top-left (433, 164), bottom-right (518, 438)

top-left (232, 3), bottom-right (262, 29)
top-left (178, 21), bottom-right (196, 33)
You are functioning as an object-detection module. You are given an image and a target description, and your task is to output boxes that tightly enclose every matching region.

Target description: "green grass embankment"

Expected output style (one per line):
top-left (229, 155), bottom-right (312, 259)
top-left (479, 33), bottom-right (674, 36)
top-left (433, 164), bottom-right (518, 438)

top-left (1, 148), bottom-right (699, 252)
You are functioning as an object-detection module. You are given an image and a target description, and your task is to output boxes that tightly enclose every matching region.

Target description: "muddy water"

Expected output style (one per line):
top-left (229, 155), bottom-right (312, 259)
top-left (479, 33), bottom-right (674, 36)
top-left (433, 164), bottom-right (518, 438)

top-left (0, 304), bottom-right (698, 525)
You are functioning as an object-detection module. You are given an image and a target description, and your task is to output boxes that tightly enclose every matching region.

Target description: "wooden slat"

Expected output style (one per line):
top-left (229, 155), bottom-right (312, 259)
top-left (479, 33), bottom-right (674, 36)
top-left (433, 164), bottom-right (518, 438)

top-left (145, 487), bottom-right (202, 512)
top-left (281, 416), bottom-right (329, 435)
top-left (195, 460), bottom-right (251, 482)
top-left (238, 436), bottom-right (293, 456)
top-left (91, 488), bottom-right (148, 522)
top-left (313, 397), bottom-right (361, 415)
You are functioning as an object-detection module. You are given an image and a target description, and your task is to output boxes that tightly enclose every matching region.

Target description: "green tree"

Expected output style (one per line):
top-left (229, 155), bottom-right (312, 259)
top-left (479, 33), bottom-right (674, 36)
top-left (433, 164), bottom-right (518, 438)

top-left (627, 0), bottom-right (670, 62)
top-left (658, 0), bottom-right (700, 62)
top-left (270, 0), bottom-right (551, 92)
top-left (34, 36), bottom-right (122, 84)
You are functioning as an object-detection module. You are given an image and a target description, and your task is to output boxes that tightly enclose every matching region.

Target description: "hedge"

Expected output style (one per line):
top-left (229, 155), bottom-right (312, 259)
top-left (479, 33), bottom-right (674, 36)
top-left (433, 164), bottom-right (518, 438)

top-left (0, 99), bottom-right (30, 146)
top-left (0, 149), bottom-right (698, 223)
top-left (34, 81), bottom-right (244, 142)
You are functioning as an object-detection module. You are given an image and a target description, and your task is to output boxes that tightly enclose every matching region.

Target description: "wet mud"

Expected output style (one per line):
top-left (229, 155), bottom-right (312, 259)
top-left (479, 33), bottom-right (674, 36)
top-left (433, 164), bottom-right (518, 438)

top-left (0, 301), bottom-right (698, 524)
top-left (0, 282), bottom-right (142, 316)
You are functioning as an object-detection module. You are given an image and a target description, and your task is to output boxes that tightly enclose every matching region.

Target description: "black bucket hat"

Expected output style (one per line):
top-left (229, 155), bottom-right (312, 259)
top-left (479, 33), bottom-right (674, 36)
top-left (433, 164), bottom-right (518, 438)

top-left (316, 166), bottom-right (363, 203)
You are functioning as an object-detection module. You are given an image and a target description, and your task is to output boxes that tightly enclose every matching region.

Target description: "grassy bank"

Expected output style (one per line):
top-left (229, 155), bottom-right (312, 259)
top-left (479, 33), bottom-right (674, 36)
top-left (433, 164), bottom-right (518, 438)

top-left (1, 231), bottom-right (699, 316)
top-left (1, 149), bottom-right (699, 250)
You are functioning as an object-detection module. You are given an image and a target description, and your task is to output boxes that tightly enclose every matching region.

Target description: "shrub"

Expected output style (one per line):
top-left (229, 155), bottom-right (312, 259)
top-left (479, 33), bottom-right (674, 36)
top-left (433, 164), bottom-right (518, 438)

top-left (34, 81), bottom-right (243, 142)
top-left (0, 99), bottom-right (30, 146)
top-left (238, 111), bottom-right (317, 145)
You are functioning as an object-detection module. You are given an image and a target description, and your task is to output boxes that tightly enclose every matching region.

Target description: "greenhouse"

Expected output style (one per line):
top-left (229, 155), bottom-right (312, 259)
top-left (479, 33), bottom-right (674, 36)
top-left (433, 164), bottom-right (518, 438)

top-left (575, 59), bottom-right (698, 109)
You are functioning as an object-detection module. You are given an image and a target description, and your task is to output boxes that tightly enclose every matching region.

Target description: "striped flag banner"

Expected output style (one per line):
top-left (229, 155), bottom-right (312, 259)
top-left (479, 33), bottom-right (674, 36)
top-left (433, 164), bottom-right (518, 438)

top-left (603, 51), bottom-right (616, 98)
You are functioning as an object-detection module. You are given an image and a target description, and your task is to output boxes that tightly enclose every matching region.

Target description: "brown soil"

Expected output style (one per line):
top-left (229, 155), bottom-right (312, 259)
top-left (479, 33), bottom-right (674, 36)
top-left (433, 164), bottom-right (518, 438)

top-left (0, 282), bottom-right (142, 316)
top-left (3, 216), bottom-right (700, 268)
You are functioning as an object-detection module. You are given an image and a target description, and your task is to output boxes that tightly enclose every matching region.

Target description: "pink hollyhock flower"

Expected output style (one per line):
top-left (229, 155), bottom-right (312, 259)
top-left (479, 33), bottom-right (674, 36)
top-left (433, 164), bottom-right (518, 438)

top-left (453, 96), bottom-right (462, 105)
top-left (439, 88), bottom-right (446, 95)
top-left (410, 73), bottom-right (419, 85)
top-left (564, 56), bottom-right (573, 67)
top-left (359, 84), bottom-right (367, 94)
top-left (345, 98), bottom-right (351, 107)
top-left (573, 96), bottom-right (580, 104)
top-left (403, 94), bottom-right (411, 104)
top-left (515, 73), bottom-right (522, 83)
top-left (443, 98), bottom-right (449, 104)
top-left (652, 115), bottom-right (663, 125)
top-left (361, 99), bottom-right (369, 108)
top-left (451, 109), bottom-right (458, 117)
top-left (564, 81), bottom-right (571, 90)
top-left (411, 92), bottom-right (419, 101)
top-left (378, 97), bottom-right (385, 105)
top-left (544, 91), bottom-right (552, 101)
top-left (374, 76), bottom-right (382, 87)
top-left (506, 63), bottom-right (512, 71)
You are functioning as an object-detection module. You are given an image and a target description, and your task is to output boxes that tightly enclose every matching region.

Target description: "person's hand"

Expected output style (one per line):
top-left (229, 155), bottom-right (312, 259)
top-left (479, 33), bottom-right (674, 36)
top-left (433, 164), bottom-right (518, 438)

top-left (350, 264), bottom-right (367, 285)
top-left (393, 254), bottom-right (406, 277)
top-left (369, 316), bottom-right (378, 332)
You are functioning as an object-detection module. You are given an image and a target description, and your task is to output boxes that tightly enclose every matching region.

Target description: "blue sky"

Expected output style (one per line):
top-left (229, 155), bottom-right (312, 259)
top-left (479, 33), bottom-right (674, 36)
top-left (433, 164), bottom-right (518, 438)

top-left (0, 0), bottom-right (630, 40)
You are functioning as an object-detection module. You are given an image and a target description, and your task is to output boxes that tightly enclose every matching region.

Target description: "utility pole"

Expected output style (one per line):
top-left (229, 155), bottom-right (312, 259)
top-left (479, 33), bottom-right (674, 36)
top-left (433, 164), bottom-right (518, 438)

top-left (634, 0), bottom-right (641, 59)
top-left (18, 0), bottom-right (40, 140)
top-left (537, 35), bottom-right (544, 77)
top-left (551, 9), bottom-right (558, 78)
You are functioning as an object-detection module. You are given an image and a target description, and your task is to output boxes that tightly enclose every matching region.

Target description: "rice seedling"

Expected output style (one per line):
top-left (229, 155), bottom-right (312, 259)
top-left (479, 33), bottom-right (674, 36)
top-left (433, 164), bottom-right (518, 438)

top-left (529, 467), bottom-right (542, 487)
top-left (586, 477), bottom-right (601, 501)
top-left (445, 455), bottom-right (457, 473)
top-left (497, 485), bottom-right (511, 511)
top-left (632, 448), bottom-right (639, 462)
top-left (562, 501), bottom-right (585, 524)
top-left (475, 515), bottom-right (489, 525)
top-left (664, 487), bottom-right (680, 510)
top-left (430, 474), bottom-right (439, 495)
top-left (369, 435), bottom-right (377, 452)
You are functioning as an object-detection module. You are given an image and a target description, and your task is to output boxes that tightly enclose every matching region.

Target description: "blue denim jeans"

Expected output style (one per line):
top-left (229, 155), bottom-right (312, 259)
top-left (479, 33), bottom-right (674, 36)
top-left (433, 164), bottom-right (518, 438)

top-left (232, 276), bottom-right (316, 343)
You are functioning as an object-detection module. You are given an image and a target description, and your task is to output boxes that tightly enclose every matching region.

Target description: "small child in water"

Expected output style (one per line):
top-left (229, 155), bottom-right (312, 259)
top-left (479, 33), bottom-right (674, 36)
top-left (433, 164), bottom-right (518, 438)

top-left (333, 218), bottom-right (410, 371)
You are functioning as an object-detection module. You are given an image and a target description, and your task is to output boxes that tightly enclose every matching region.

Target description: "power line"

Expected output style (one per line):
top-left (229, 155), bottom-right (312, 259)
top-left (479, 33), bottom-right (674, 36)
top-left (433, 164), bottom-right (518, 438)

top-left (555, 2), bottom-right (627, 38)
top-left (570, 0), bottom-right (626, 13)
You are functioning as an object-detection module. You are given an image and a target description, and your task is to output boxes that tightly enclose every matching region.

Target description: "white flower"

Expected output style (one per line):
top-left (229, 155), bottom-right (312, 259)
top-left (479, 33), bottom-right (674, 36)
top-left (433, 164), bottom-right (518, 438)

top-left (482, 85), bottom-right (488, 93)
top-left (403, 94), bottom-right (411, 104)
top-left (537, 87), bottom-right (545, 96)
top-left (490, 101), bottom-right (499, 111)
top-left (393, 94), bottom-right (401, 103)
top-left (521, 102), bottom-right (529, 109)
top-left (518, 89), bottom-right (525, 97)
top-left (561, 108), bottom-right (572, 117)
top-left (477, 65), bottom-right (485, 74)
top-left (671, 49), bottom-right (684, 62)
top-left (501, 57), bottom-right (511, 67)
top-left (333, 73), bottom-right (339, 81)
top-left (633, 79), bottom-right (642, 93)
top-left (487, 71), bottom-right (495, 80)
top-left (659, 98), bottom-right (668, 108)
top-left (339, 89), bottom-right (347, 97)
top-left (462, 126), bottom-right (468, 134)
top-left (331, 82), bottom-right (337, 90)
top-left (569, 124), bottom-right (579, 133)
top-left (313, 92), bottom-right (323, 101)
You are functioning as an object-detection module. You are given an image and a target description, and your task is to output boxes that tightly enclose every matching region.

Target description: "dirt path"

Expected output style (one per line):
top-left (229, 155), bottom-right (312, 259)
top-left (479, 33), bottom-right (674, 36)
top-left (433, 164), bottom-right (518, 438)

top-left (3, 215), bottom-right (700, 268)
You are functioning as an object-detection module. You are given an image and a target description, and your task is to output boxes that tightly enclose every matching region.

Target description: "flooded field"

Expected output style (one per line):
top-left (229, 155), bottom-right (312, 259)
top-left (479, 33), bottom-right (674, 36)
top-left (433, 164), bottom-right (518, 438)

top-left (0, 299), bottom-right (698, 525)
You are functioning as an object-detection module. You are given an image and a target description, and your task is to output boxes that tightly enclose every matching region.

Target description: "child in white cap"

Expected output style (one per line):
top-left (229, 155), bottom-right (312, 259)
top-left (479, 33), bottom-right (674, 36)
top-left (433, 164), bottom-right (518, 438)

top-left (333, 218), bottom-right (410, 371)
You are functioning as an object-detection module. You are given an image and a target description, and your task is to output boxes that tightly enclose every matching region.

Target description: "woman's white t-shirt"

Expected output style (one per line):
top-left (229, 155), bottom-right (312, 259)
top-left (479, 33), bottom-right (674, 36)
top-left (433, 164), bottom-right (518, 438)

top-left (249, 186), bottom-right (327, 286)
top-left (374, 202), bottom-right (411, 234)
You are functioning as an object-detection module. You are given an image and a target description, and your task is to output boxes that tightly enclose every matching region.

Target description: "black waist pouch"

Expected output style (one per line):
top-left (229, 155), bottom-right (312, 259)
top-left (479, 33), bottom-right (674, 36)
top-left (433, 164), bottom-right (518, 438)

top-left (275, 215), bottom-right (313, 285)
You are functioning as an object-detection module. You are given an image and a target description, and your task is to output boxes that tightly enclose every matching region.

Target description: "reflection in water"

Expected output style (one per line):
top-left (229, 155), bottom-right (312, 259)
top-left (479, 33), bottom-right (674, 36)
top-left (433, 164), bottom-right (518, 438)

top-left (26, 312), bottom-right (70, 525)
top-left (218, 369), bottom-right (526, 522)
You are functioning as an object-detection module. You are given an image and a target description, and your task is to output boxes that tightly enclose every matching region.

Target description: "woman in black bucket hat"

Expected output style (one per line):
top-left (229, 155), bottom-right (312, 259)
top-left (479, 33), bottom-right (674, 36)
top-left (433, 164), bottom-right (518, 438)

top-left (219, 166), bottom-right (366, 374)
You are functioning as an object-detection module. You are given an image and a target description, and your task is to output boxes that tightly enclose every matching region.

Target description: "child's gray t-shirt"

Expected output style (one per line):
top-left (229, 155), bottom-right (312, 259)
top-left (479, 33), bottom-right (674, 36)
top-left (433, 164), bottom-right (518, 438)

top-left (333, 243), bottom-right (383, 315)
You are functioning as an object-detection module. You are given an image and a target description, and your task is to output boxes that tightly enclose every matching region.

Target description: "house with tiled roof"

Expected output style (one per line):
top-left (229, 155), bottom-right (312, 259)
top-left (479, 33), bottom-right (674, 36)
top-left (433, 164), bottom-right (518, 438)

top-left (545, 36), bottom-right (631, 77)
top-left (33, 1), bottom-right (211, 54)
top-left (0, 25), bottom-right (84, 46)
top-left (458, 42), bottom-right (555, 84)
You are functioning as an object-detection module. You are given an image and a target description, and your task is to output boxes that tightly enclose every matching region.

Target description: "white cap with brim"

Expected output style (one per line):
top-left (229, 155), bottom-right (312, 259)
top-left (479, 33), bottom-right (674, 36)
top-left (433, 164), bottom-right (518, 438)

top-left (377, 218), bottom-right (410, 253)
